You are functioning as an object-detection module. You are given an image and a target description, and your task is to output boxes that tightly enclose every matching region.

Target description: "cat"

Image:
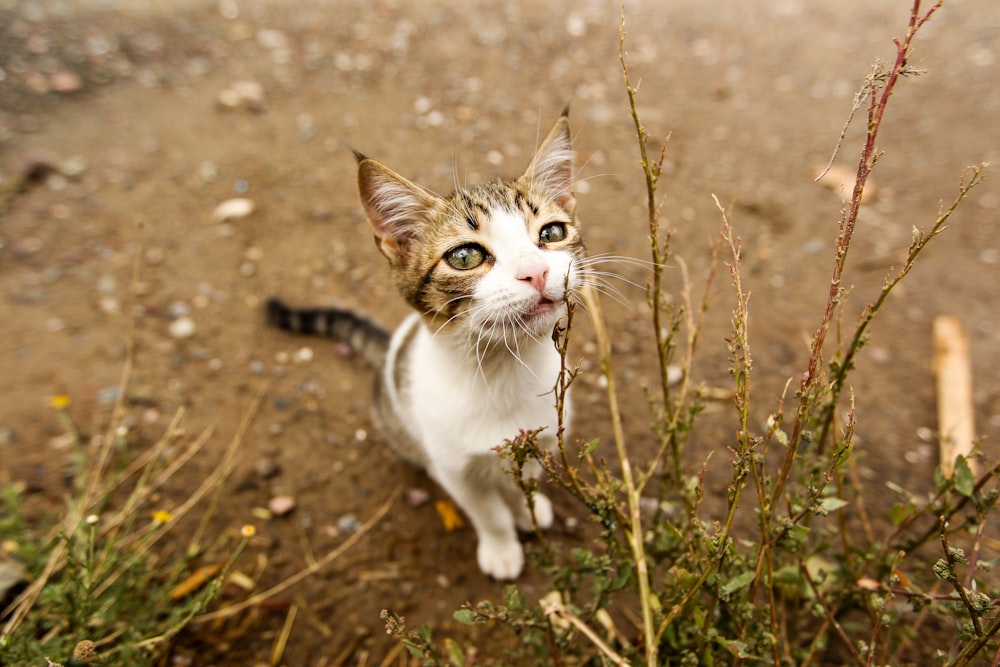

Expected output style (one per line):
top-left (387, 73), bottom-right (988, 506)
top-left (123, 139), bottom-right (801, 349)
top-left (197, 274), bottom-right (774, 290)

top-left (267, 110), bottom-right (585, 580)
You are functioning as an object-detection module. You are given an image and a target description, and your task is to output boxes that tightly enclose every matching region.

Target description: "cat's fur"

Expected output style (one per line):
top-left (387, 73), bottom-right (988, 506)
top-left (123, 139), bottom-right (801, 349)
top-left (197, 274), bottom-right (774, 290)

top-left (267, 111), bottom-right (583, 579)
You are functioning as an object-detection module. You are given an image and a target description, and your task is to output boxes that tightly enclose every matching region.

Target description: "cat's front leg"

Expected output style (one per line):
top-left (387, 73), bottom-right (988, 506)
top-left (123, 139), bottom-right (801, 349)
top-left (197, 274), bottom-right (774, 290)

top-left (430, 458), bottom-right (525, 580)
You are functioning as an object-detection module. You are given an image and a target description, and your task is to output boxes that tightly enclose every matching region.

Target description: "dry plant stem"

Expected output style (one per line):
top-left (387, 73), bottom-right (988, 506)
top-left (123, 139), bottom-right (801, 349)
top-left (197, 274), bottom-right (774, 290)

top-left (771, 0), bottom-right (942, 519)
top-left (1, 241), bottom-right (147, 639)
top-left (270, 604), bottom-right (298, 667)
top-left (619, 2), bottom-right (673, 426)
top-left (938, 518), bottom-right (984, 638)
top-left (948, 612), bottom-right (1000, 667)
top-left (814, 162), bottom-right (987, 459)
top-left (580, 283), bottom-right (655, 666)
top-left (540, 596), bottom-right (629, 667)
top-left (195, 486), bottom-right (400, 623)
top-left (801, 563), bottom-right (864, 666)
top-left (886, 456), bottom-right (1000, 554)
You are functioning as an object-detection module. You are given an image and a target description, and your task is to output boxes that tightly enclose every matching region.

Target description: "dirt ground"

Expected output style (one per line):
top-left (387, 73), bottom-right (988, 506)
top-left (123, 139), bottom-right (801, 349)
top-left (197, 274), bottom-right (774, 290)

top-left (2, 0), bottom-right (999, 664)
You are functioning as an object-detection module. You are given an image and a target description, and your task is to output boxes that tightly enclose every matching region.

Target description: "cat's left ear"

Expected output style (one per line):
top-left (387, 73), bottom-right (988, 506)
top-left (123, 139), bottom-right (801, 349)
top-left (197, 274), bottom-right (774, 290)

top-left (520, 111), bottom-right (575, 215)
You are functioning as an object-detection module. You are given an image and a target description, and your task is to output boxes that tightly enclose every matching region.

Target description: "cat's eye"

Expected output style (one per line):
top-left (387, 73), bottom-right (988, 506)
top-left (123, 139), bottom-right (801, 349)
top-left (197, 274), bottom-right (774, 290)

top-left (445, 244), bottom-right (487, 270)
top-left (539, 222), bottom-right (568, 244)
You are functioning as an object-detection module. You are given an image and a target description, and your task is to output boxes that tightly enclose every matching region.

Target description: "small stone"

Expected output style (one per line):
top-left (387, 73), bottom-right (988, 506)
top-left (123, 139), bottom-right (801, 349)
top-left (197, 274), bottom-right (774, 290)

top-left (211, 198), bottom-right (255, 223)
top-left (217, 80), bottom-right (266, 112)
top-left (97, 386), bottom-right (120, 406)
top-left (435, 573), bottom-right (450, 589)
top-left (49, 70), bottom-right (83, 93)
top-left (255, 458), bottom-right (281, 480)
top-left (98, 296), bottom-right (120, 315)
top-left (405, 488), bottom-right (431, 507)
top-left (293, 347), bottom-right (314, 363)
top-left (169, 317), bottom-right (196, 339)
top-left (145, 247), bottom-right (165, 265)
top-left (268, 495), bottom-right (296, 517)
top-left (337, 513), bottom-right (361, 533)
top-left (45, 318), bottom-right (65, 333)
top-left (166, 301), bottom-right (190, 318)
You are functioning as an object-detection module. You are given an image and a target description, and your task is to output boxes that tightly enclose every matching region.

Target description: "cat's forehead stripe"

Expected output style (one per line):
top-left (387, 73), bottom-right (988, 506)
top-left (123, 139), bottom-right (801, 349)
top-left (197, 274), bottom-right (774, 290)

top-left (458, 192), bottom-right (489, 230)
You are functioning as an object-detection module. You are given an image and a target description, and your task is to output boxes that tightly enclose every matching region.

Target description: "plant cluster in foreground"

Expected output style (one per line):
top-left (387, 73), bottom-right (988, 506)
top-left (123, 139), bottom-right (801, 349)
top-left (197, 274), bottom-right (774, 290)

top-left (381, 2), bottom-right (996, 665)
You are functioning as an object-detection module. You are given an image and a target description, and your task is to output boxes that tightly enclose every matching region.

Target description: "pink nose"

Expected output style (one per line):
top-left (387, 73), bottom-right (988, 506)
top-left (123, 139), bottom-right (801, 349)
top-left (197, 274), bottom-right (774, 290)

top-left (518, 264), bottom-right (549, 294)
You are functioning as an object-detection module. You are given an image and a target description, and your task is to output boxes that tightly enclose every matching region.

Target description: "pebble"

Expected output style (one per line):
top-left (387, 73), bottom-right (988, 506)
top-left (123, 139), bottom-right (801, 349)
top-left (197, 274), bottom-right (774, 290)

top-left (217, 80), bottom-right (266, 112)
top-left (255, 458), bottom-right (281, 480)
top-left (337, 513), bottom-right (361, 533)
top-left (405, 488), bottom-right (430, 507)
top-left (97, 386), bottom-right (120, 406)
top-left (268, 495), bottom-right (296, 517)
top-left (168, 317), bottom-right (196, 339)
top-left (166, 301), bottom-right (190, 318)
top-left (212, 198), bottom-right (255, 223)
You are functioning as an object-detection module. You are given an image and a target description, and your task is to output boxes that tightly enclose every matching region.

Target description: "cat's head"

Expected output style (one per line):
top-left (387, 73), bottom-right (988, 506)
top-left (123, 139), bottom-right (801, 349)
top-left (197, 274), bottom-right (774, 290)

top-left (355, 112), bottom-right (585, 347)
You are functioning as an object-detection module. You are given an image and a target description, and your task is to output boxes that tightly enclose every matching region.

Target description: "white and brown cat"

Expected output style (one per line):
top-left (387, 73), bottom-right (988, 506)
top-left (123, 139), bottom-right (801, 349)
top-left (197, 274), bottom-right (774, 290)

top-left (268, 111), bottom-right (584, 580)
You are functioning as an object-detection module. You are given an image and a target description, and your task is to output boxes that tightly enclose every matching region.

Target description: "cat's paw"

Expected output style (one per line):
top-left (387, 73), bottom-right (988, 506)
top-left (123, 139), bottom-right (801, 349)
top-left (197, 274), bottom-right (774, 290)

top-left (514, 493), bottom-right (554, 532)
top-left (477, 538), bottom-right (525, 580)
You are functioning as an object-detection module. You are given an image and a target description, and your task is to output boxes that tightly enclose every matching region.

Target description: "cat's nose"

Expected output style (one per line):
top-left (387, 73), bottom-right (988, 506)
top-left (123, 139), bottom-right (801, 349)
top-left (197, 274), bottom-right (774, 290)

top-left (517, 263), bottom-right (549, 294)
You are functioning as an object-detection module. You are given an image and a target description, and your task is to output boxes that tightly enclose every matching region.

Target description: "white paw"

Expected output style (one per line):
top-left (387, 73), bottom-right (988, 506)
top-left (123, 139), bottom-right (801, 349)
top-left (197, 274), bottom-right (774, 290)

top-left (515, 492), bottom-right (554, 532)
top-left (477, 538), bottom-right (525, 580)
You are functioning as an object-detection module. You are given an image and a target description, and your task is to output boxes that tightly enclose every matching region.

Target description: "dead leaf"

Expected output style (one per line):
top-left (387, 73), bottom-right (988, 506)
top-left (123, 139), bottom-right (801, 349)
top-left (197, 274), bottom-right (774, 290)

top-left (169, 564), bottom-right (221, 600)
top-left (434, 499), bottom-right (465, 531)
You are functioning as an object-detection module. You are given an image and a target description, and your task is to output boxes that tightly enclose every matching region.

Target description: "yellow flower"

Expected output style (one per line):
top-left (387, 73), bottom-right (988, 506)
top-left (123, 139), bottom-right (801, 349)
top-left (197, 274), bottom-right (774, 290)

top-left (50, 394), bottom-right (71, 409)
top-left (151, 509), bottom-right (174, 524)
top-left (240, 524), bottom-right (256, 538)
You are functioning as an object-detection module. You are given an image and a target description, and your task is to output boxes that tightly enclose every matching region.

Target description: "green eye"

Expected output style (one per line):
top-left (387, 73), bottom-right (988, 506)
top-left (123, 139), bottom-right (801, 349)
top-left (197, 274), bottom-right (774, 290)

top-left (445, 244), bottom-right (487, 270)
top-left (539, 222), bottom-right (568, 244)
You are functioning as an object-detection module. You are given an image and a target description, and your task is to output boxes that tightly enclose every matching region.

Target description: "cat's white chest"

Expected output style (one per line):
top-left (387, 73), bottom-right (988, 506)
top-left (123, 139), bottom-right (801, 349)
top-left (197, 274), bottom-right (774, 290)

top-left (403, 319), bottom-right (562, 460)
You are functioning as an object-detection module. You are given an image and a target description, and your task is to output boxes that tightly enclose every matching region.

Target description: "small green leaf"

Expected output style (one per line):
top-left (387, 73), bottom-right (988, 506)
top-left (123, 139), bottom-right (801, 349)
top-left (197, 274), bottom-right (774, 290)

top-left (954, 456), bottom-right (975, 498)
top-left (772, 564), bottom-right (802, 588)
top-left (818, 497), bottom-right (849, 513)
top-left (445, 638), bottom-right (466, 666)
top-left (453, 608), bottom-right (475, 625)
top-left (721, 570), bottom-right (755, 598)
top-left (889, 502), bottom-right (908, 526)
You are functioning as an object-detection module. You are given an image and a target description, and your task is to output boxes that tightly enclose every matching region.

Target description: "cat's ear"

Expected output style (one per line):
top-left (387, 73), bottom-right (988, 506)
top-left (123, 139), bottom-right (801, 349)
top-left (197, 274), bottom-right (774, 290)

top-left (521, 111), bottom-right (575, 215)
top-left (356, 152), bottom-right (440, 264)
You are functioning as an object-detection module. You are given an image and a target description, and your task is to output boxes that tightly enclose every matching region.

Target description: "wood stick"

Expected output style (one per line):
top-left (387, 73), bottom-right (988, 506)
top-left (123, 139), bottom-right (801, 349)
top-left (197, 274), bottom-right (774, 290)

top-left (932, 315), bottom-right (978, 478)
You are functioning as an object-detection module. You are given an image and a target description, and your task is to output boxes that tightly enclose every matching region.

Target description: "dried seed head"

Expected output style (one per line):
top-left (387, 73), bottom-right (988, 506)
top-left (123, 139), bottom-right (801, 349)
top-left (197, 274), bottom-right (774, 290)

top-left (73, 640), bottom-right (96, 662)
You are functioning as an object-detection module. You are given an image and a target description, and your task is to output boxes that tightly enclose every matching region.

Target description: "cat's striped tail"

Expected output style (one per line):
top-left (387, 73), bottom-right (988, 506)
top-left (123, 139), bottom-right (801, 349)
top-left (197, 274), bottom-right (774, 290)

top-left (265, 298), bottom-right (390, 369)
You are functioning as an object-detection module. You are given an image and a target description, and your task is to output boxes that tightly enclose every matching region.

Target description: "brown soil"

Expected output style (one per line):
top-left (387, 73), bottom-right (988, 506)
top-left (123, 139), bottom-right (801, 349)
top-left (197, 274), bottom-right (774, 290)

top-left (2, 0), bottom-right (998, 664)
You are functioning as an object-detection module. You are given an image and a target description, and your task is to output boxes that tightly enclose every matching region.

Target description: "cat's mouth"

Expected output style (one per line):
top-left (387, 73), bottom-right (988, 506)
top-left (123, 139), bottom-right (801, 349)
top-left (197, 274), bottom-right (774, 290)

top-left (526, 297), bottom-right (558, 318)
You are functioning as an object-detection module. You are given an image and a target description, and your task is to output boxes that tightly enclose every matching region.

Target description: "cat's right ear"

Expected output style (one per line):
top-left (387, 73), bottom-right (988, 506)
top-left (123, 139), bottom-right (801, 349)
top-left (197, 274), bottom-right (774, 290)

top-left (356, 155), bottom-right (440, 265)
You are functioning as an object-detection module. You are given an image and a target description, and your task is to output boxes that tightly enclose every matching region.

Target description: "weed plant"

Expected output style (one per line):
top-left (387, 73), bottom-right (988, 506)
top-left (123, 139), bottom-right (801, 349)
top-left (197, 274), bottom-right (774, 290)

top-left (0, 323), bottom-right (259, 665)
top-left (383, 2), bottom-right (996, 665)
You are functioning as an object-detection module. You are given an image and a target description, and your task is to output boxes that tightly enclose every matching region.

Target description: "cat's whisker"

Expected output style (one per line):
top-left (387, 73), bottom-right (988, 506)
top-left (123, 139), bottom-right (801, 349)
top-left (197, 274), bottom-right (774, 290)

top-left (576, 279), bottom-right (633, 309)
top-left (576, 252), bottom-right (656, 271)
